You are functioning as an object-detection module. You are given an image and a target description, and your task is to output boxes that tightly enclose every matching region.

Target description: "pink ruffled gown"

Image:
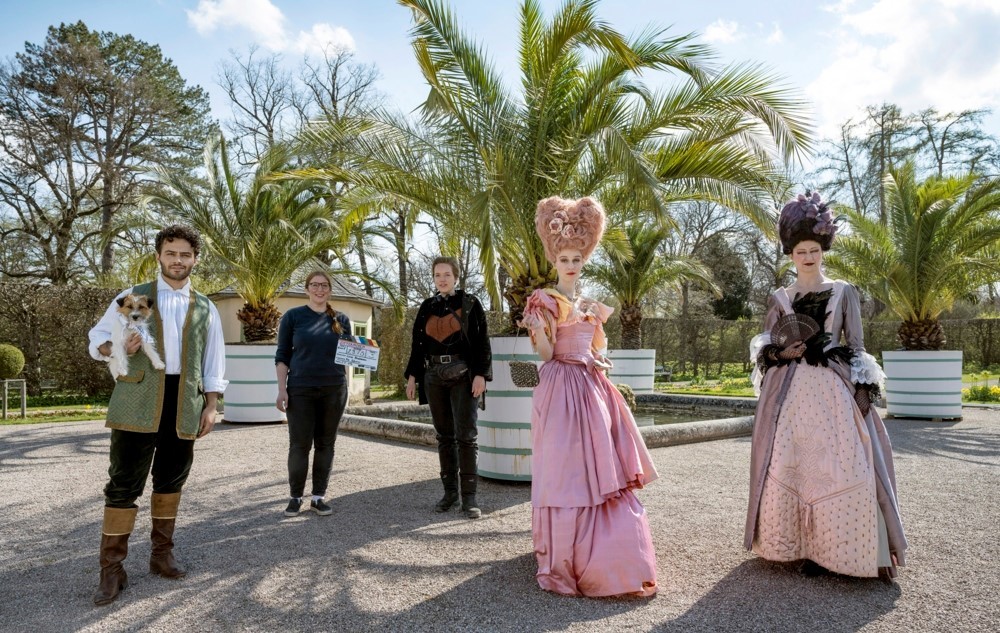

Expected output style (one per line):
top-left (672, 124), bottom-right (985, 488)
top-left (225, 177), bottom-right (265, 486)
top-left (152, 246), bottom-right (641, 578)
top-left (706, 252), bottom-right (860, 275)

top-left (523, 289), bottom-right (659, 597)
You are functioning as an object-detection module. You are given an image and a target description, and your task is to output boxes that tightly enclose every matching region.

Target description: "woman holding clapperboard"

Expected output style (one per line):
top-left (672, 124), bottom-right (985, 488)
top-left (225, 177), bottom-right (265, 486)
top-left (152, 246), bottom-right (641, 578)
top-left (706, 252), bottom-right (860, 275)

top-left (274, 270), bottom-right (353, 518)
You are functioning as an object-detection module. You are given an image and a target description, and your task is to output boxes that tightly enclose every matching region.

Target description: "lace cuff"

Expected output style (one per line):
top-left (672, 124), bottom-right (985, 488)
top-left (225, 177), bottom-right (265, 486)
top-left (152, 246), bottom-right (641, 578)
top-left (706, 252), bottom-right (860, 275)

top-left (850, 351), bottom-right (886, 389)
top-left (749, 333), bottom-right (770, 396)
top-left (749, 333), bottom-right (771, 363)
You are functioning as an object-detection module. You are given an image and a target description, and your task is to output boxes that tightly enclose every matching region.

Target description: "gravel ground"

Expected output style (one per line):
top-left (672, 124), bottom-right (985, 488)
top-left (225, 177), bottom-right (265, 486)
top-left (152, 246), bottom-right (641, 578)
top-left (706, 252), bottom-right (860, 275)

top-left (1, 407), bottom-right (997, 633)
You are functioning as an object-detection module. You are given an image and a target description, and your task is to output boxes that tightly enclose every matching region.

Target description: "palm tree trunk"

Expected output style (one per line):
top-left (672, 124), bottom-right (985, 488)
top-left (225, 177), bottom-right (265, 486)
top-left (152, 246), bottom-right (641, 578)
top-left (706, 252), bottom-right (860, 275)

top-left (237, 301), bottom-right (282, 342)
top-left (898, 318), bottom-right (946, 351)
top-left (620, 303), bottom-right (643, 350)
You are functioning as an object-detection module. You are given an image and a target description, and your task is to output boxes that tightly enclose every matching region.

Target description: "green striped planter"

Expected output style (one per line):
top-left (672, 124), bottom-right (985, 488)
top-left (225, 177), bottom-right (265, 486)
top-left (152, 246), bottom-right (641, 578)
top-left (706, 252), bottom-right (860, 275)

top-left (607, 349), bottom-right (656, 394)
top-left (479, 336), bottom-right (536, 481)
top-left (882, 350), bottom-right (963, 420)
top-left (224, 344), bottom-right (286, 423)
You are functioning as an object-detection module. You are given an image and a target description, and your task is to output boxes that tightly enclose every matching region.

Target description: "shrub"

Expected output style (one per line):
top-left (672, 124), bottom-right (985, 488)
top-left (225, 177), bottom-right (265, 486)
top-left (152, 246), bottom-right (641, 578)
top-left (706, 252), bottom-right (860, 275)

top-left (0, 344), bottom-right (25, 379)
top-left (963, 386), bottom-right (1000, 403)
top-left (720, 377), bottom-right (752, 390)
top-left (6, 393), bottom-right (110, 408)
top-left (616, 383), bottom-right (637, 412)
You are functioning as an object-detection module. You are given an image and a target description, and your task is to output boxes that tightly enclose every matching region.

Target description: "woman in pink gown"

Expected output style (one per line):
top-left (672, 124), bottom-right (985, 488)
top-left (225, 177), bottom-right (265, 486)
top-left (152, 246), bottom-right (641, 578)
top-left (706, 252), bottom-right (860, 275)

top-left (520, 196), bottom-right (659, 597)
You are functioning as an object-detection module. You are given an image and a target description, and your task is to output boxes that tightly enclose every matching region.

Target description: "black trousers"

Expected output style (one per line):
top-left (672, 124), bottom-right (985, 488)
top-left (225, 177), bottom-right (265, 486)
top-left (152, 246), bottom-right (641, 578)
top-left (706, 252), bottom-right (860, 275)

top-left (104, 375), bottom-right (195, 509)
top-left (286, 384), bottom-right (348, 498)
top-left (424, 366), bottom-right (479, 481)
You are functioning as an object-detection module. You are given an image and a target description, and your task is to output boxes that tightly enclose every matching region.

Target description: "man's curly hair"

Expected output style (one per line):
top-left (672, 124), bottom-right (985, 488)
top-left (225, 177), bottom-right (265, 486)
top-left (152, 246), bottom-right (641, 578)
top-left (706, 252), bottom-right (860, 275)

top-left (155, 224), bottom-right (203, 257)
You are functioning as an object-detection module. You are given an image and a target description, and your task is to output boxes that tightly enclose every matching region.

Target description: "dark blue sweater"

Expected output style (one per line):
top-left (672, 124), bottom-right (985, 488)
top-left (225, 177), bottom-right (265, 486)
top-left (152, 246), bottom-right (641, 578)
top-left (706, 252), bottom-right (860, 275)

top-left (275, 306), bottom-right (353, 387)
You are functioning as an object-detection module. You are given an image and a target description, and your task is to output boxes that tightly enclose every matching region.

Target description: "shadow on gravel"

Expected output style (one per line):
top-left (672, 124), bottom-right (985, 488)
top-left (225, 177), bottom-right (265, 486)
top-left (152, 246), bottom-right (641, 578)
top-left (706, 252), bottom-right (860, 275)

top-left (0, 426), bottom-right (108, 469)
top-left (1, 474), bottom-right (535, 632)
top-left (886, 419), bottom-right (1000, 466)
top-left (654, 558), bottom-right (900, 633)
top-left (368, 552), bottom-right (657, 631)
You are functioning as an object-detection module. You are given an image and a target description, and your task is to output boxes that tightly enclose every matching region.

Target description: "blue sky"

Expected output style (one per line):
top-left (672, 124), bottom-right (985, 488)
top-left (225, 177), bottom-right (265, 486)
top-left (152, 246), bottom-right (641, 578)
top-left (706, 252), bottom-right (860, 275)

top-left (3, 0), bottom-right (1000, 143)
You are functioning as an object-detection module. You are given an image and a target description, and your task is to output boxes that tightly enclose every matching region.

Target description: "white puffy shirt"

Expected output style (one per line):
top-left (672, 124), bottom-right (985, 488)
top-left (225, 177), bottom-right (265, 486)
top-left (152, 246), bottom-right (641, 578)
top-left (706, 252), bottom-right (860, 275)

top-left (88, 274), bottom-right (228, 394)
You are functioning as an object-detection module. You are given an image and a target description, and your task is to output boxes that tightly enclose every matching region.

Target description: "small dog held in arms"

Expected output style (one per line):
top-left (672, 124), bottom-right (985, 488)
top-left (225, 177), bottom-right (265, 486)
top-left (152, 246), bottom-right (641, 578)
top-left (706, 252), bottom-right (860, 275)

top-left (108, 294), bottom-right (166, 378)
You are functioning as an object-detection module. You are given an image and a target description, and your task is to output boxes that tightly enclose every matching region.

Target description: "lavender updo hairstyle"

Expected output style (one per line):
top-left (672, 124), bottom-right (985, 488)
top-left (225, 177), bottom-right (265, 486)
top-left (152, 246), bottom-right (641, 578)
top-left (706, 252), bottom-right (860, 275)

top-left (778, 191), bottom-right (837, 255)
top-left (534, 196), bottom-right (606, 263)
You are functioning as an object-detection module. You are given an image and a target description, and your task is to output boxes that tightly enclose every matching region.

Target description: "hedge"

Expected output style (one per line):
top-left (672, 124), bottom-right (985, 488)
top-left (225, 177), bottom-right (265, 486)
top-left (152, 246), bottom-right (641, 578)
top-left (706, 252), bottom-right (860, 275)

top-left (4, 281), bottom-right (996, 396)
top-left (0, 283), bottom-right (118, 396)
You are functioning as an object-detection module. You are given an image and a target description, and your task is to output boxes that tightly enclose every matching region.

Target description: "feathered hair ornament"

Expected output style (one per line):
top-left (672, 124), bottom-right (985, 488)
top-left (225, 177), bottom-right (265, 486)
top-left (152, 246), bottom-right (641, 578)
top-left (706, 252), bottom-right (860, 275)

top-left (778, 191), bottom-right (837, 255)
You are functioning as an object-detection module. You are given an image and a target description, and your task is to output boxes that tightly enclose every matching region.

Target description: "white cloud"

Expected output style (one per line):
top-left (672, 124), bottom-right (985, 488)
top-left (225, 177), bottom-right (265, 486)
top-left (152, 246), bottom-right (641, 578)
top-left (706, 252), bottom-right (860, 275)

top-left (809, 0), bottom-right (1000, 138)
top-left (187, 0), bottom-right (288, 50)
top-left (765, 23), bottom-right (784, 44)
top-left (295, 23), bottom-right (356, 56)
top-left (704, 19), bottom-right (742, 44)
top-left (187, 0), bottom-right (357, 58)
top-left (821, 0), bottom-right (861, 13)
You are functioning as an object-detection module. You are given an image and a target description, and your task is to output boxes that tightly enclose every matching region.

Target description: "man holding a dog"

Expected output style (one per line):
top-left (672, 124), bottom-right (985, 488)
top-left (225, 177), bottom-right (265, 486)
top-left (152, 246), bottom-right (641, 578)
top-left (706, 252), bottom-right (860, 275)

top-left (87, 224), bottom-right (227, 606)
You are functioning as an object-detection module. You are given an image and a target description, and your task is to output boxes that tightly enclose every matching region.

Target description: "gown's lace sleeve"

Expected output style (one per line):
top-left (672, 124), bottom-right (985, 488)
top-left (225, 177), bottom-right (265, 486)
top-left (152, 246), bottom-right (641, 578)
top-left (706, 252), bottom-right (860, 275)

top-left (841, 283), bottom-right (886, 390)
top-left (578, 298), bottom-right (614, 355)
top-left (750, 294), bottom-right (781, 396)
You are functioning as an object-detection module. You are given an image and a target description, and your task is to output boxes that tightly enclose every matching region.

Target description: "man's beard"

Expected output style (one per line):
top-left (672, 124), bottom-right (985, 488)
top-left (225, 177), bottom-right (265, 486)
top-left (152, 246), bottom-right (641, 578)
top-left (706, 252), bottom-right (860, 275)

top-left (160, 262), bottom-right (193, 281)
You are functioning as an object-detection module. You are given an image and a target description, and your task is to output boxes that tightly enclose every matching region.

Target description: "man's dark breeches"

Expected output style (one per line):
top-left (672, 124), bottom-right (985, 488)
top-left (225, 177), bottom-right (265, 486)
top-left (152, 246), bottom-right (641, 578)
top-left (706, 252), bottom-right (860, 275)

top-left (104, 375), bottom-right (196, 508)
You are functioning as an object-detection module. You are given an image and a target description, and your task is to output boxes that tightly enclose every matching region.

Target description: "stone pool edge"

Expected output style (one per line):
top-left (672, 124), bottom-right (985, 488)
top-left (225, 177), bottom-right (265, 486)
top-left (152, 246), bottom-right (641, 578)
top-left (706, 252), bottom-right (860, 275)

top-left (342, 394), bottom-right (755, 450)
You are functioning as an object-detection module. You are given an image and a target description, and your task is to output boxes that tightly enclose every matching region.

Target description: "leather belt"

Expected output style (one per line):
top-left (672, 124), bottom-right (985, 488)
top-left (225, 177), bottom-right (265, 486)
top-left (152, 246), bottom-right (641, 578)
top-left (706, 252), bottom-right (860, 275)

top-left (428, 353), bottom-right (464, 364)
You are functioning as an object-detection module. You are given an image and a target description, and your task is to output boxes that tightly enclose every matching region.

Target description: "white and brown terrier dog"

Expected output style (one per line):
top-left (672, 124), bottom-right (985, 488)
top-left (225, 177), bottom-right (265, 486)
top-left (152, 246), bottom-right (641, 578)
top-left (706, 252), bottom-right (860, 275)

top-left (108, 293), bottom-right (166, 378)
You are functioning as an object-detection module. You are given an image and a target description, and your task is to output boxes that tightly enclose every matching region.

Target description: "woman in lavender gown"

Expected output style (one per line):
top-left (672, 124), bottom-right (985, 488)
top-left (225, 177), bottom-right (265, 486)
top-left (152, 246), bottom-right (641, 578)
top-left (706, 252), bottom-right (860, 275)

top-left (745, 192), bottom-right (907, 581)
top-left (521, 196), bottom-right (658, 597)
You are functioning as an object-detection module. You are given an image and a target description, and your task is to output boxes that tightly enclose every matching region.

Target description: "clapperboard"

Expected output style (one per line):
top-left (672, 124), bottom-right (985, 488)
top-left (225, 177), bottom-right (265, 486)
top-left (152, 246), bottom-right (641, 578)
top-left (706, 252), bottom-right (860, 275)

top-left (334, 336), bottom-right (380, 371)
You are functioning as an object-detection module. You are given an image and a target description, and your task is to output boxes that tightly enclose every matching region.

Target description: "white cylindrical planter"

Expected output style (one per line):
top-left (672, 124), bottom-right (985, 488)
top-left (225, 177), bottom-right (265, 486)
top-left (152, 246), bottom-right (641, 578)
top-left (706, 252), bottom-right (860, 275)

top-left (607, 349), bottom-right (656, 394)
top-left (479, 336), bottom-right (536, 481)
top-left (224, 344), bottom-right (286, 423)
top-left (882, 350), bottom-right (963, 420)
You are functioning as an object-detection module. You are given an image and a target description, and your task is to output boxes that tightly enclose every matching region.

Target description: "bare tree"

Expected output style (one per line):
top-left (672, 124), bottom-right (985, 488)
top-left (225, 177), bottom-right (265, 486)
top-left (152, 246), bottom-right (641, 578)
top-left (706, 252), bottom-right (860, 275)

top-left (218, 45), bottom-right (299, 168)
top-left (298, 47), bottom-right (383, 122)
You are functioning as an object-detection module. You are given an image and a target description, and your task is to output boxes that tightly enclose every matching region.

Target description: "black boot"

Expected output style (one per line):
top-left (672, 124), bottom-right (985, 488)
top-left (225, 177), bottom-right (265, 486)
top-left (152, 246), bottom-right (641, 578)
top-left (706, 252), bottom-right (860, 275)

top-left (435, 473), bottom-right (459, 512)
top-left (460, 474), bottom-right (481, 519)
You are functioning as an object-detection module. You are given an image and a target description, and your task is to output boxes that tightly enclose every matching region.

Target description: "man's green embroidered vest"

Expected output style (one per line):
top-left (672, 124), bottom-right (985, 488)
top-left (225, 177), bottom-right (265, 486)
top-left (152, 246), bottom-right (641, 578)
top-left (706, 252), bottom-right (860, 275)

top-left (105, 279), bottom-right (211, 440)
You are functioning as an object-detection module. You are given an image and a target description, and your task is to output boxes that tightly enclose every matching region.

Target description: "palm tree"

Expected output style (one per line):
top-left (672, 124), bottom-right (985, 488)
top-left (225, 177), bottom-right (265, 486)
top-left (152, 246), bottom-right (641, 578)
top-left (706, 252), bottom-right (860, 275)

top-left (825, 161), bottom-right (1000, 350)
top-left (297, 0), bottom-right (811, 326)
top-left (587, 219), bottom-right (719, 348)
top-left (148, 134), bottom-right (342, 341)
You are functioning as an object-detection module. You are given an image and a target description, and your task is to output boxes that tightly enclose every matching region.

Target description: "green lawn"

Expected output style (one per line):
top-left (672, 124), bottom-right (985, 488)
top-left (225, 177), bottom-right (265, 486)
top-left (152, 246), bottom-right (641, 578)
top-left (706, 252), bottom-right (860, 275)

top-left (1, 407), bottom-right (107, 425)
top-left (655, 371), bottom-right (1000, 402)
top-left (655, 377), bottom-right (755, 399)
top-left (963, 372), bottom-right (1000, 384)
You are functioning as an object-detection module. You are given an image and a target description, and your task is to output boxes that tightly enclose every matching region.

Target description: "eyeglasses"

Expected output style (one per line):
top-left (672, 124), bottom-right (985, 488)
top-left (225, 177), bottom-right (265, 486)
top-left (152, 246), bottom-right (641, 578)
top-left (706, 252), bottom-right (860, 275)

top-left (307, 283), bottom-right (331, 289)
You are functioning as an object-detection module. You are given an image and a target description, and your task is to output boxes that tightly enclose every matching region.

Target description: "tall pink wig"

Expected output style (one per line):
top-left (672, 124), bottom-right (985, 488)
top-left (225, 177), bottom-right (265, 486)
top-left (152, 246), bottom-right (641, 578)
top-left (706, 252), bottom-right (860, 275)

top-left (534, 196), bottom-right (606, 263)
